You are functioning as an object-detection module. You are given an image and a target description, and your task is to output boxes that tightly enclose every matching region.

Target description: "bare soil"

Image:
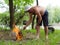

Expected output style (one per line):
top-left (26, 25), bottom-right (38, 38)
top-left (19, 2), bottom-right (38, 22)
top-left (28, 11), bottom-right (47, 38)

top-left (0, 30), bottom-right (35, 41)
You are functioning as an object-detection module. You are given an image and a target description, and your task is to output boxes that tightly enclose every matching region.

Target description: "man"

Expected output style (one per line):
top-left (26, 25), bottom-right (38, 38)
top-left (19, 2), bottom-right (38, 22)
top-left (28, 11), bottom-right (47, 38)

top-left (23, 5), bottom-right (48, 40)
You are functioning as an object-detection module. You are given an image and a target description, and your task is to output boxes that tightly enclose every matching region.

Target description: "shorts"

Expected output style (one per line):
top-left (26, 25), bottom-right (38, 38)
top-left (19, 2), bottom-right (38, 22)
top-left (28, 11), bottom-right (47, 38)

top-left (36, 10), bottom-right (48, 26)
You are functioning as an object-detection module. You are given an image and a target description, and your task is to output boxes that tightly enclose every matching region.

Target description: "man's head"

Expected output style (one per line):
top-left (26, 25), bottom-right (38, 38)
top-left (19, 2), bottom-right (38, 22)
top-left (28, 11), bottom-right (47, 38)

top-left (24, 5), bottom-right (32, 12)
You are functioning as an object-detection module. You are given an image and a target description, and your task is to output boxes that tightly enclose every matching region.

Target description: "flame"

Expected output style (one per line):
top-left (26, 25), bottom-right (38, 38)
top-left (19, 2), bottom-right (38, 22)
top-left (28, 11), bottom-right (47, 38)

top-left (12, 25), bottom-right (23, 40)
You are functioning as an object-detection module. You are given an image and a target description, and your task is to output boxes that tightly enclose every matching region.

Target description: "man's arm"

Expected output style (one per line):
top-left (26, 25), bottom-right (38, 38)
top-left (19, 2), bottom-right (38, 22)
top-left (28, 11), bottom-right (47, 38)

top-left (23, 13), bottom-right (32, 29)
top-left (36, 12), bottom-right (42, 25)
top-left (26, 13), bottom-right (32, 27)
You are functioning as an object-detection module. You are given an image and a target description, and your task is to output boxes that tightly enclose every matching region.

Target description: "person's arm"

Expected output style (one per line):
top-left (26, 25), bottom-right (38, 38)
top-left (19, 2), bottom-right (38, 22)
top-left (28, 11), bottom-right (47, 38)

top-left (26, 13), bottom-right (32, 26)
top-left (36, 12), bottom-right (42, 25)
top-left (23, 13), bottom-right (32, 29)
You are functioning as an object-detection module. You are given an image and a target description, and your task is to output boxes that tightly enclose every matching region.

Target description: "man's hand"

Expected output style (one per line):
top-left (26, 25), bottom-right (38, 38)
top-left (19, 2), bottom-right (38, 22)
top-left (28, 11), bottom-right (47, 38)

top-left (23, 26), bottom-right (26, 30)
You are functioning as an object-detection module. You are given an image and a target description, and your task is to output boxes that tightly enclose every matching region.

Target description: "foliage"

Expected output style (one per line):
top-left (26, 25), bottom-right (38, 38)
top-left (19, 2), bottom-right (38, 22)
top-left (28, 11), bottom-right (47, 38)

top-left (47, 6), bottom-right (60, 24)
top-left (5, 0), bottom-right (34, 5)
top-left (4, 0), bottom-right (34, 25)
top-left (53, 7), bottom-right (60, 23)
top-left (5, 0), bottom-right (34, 12)
top-left (0, 12), bottom-right (10, 26)
top-left (0, 0), bottom-right (34, 27)
top-left (1, 0), bottom-right (60, 26)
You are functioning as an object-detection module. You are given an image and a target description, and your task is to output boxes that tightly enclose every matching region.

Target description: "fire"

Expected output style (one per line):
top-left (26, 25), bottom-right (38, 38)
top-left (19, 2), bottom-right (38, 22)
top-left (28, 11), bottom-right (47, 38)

top-left (12, 25), bottom-right (23, 40)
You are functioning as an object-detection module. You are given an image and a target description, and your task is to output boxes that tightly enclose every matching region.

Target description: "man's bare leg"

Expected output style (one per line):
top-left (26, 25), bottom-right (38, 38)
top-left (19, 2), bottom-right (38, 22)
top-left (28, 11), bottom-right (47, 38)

top-left (44, 26), bottom-right (48, 40)
top-left (35, 25), bottom-right (40, 39)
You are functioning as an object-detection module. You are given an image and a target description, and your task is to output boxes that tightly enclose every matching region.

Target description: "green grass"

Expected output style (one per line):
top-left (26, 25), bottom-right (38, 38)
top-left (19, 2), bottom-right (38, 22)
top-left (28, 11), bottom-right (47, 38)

top-left (0, 29), bottom-right (60, 45)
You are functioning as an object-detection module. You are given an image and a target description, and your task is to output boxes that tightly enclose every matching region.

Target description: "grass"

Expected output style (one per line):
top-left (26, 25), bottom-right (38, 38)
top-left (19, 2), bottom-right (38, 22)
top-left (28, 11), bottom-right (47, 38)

top-left (0, 29), bottom-right (60, 45)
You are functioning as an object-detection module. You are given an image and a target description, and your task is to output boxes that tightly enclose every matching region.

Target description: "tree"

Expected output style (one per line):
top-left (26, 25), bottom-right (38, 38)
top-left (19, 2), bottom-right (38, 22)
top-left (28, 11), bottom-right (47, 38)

top-left (32, 0), bottom-right (38, 29)
top-left (9, 0), bottom-right (14, 28)
top-left (4, 0), bottom-right (34, 28)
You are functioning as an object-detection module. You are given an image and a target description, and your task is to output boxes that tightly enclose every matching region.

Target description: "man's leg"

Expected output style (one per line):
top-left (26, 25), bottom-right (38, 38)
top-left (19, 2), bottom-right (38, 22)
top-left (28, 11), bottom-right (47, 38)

top-left (35, 24), bottom-right (40, 39)
top-left (36, 17), bottom-right (42, 39)
top-left (42, 10), bottom-right (48, 40)
top-left (44, 26), bottom-right (48, 40)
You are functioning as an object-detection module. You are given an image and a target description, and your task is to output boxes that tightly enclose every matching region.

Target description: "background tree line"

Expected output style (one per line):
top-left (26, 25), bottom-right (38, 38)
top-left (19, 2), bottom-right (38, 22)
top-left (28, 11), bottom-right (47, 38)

top-left (0, 0), bottom-right (60, 29)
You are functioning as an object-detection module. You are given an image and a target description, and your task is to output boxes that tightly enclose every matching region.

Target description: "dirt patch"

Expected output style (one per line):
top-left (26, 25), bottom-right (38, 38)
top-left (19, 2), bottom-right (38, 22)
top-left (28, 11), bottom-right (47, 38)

top-left (0, 30), bottom-right (35, 41)
top-left (0, 30), bottom-right (12, 40)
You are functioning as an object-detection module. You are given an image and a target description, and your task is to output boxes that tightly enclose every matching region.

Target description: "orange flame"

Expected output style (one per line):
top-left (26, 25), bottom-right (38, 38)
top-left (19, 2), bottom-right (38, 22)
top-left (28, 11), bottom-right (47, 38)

top-left (12, 25), bottom-right (23, 40)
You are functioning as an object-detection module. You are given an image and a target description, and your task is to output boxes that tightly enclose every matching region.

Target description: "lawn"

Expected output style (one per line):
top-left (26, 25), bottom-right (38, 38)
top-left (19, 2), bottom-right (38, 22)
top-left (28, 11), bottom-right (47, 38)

top-left (0, 29), bottom-right (60, 45)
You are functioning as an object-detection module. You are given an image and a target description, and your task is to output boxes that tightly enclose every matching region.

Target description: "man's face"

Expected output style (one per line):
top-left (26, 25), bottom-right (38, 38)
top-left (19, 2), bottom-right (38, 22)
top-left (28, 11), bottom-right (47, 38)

top-left (28, 9), bottom-right (32, 13)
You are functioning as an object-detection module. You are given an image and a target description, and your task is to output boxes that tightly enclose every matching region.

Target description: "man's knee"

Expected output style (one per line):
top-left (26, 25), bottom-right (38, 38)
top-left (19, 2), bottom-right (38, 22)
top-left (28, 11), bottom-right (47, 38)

top-left (35, 25), bottom-right (38, 29)
top-left (35, 25), bottom-right (40, 29)
top-left (44, 26), bottom-right (48, 30)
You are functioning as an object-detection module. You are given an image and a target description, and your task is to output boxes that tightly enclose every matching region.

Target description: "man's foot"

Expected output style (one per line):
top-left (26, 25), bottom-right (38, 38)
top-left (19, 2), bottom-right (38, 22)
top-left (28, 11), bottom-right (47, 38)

top-left (35, 35), bottom-right (39, 40)
top-left (45, 36), bottom-right (48, 40)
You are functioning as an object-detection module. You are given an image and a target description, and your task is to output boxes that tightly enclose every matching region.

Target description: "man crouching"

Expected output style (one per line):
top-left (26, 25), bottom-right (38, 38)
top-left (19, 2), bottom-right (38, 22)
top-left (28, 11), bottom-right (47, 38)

top-left (23, 5), bottom-right (48, 40)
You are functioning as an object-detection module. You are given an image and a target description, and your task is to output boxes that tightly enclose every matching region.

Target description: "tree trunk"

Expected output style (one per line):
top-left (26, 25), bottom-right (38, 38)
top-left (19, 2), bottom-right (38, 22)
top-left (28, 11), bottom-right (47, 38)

top-left (36, 0), bottom-right (38, 5)
top-left (9, 0), bottom-right (15, 29)
top-left (32, 15), bottom-right (36, 29)
top-left (32, 0), bottom-right (38, 29)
